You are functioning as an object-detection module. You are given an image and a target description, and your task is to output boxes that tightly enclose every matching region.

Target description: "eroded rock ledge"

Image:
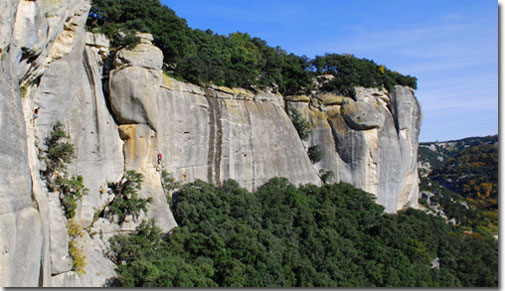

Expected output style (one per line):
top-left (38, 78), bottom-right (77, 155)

top-left (286, 86), bottom-right (422, 212)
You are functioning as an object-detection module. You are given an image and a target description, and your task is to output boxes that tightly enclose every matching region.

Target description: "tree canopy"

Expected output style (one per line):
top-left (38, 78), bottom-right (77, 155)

top-left (108, 178), bottom-right (497, 287)
top-left (87, 0), bottom-right (416, 95)
top-left (312, 53), bottom-right (417, 96)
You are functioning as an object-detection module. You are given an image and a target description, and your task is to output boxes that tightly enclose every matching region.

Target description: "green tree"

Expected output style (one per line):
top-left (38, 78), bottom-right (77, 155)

top-left (44, 121), bottom-right (75, 178)
top-left (311, 53), bottom-right (417, 97)
top-left (87, 0), bottom-right (416, 94)
top-left (307, 145), bottom-right (323, 163)
top-left (288, 108), bottom-right (312, 141)
top-left (106, 170), bottom-right (152, 224)
top-left (107, 170), bottom-right (497, 287)
top-left (57, 175), bottom-right (89, 219)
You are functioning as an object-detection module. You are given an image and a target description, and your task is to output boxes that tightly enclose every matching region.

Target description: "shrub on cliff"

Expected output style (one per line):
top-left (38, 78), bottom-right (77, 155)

top-left (319, 169), bottom-right (334, 184)
top-left (44, 121), bottom-right (75, 177)
top-left (56, 175), bottom-right (89, 219)
top-left (43, 121), bottom-right (88, 219)
top-left (67, 219), bottom-right (87, 275)
top-left (288, 108), bottom-right (312, 141)
top-left (307, 145), bottom-right (323, 163)
top-left (106, 170), bottom-right (152, 224)
top-left (42, 122), bottom-right (89, 274)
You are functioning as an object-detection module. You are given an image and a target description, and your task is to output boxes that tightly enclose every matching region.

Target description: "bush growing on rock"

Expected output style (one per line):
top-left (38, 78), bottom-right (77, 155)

top-left (43, 121), bottom-right (88, 219)
top-left (56, 175), bottom-right (89, 219)
top-left (161, 170), bottom-right (181, 207)
top-left (44, 121), bottom-right (75, 179)
top-left (319, 169), bottom-right (334, 184)
top-left (67, 219), bottom-right (87, 275)
top-left (111, 30), bottom-right (141, 49)
top-left (161, 170), bottom-right (181, 193)
top-left (307, 145), bottom-right (323, 163)
top-left (288, 108), bottom-right (312, 141)
top-left (106, 170), bottom-right (152, 224)
top-left (41, 122), bottom-right (89, 275)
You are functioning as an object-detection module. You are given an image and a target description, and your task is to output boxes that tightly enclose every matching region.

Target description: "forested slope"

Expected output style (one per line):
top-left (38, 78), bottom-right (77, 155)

top-left (107, 179), bottom-right (498, 287)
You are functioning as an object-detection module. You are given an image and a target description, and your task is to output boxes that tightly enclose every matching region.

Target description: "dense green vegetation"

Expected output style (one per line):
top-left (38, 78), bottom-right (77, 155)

top-left (418, 135), bottom-right (498, 236)
top-left (86, 0), bottom-right (312, 94)
top-left (108, 178), bottom-right (497, 287)
top-left (312, 54), bottom-right (417, 97)
top-left (418, 146), bottom-right (444, 169)
top-left (87, 0), bottom-right (416, 95)
top-left (419, 179), bottom-right (476, 227)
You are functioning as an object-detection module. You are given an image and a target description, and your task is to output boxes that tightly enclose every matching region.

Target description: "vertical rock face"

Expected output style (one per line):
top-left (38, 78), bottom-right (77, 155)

top-left (388, 86), bottom-right (423, 209)
top-left (0, 0), bottom-right (45, 287)
top-left (286, 86), bottom-right (422, 212)
top-left (153, 81), bottom-right (321, 190)
top-left (1, 0), bottom-right (124, 287)
top-left (108, 36), bottom-right (321, 192)
top-left (0, 0), bottom-right (422, 287)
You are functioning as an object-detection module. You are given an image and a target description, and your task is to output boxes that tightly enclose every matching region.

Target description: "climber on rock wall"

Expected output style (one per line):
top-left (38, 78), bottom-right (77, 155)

top-left (32, 107), bottom-right (40, 126)
top-left (156, 153), bottom-right (163, 171)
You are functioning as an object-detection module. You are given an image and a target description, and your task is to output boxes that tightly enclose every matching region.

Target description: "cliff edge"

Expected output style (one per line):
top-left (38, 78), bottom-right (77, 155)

top-left (0, 1), bottom-right (422, 287)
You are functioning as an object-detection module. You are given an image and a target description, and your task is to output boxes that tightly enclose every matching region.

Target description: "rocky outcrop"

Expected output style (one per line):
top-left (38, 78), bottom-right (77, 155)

top-left (109, 35), bottom-right (163, 130)
top-left (108, 35), bottom-right (321, 192)
top-left (1, 0), bottom-right (122, 286)
top-left (153, 79), bottom-right (321, 190)
top-left (2, 13), bottom-right (322, 286)
top-left (0, 0), bottom-right (422, 287)
top-left (286, 86), bottom-right (422, 212)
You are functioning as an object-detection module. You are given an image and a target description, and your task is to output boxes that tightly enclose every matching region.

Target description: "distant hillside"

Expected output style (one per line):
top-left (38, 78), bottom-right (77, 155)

top-left (418, 135), bottom-right (498, 237)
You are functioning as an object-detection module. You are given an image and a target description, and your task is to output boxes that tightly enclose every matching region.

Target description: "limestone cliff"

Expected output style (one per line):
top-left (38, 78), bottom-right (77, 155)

top-left (286, 86), bottom-right (422, 213)
top-left (0, 0), bottom-right (422, 287)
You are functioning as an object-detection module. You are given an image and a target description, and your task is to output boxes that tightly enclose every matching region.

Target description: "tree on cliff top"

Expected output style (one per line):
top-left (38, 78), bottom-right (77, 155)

top-left (311, 53), bottom-right (417, 94)
top-left (87, 0), bottom-right (415, 95)
top-left (87, 0), bottom-right (190, 63)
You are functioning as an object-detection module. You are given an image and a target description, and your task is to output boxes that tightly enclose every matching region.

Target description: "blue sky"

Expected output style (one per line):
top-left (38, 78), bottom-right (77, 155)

top-left (161, 0), bottom-right (498, 142)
